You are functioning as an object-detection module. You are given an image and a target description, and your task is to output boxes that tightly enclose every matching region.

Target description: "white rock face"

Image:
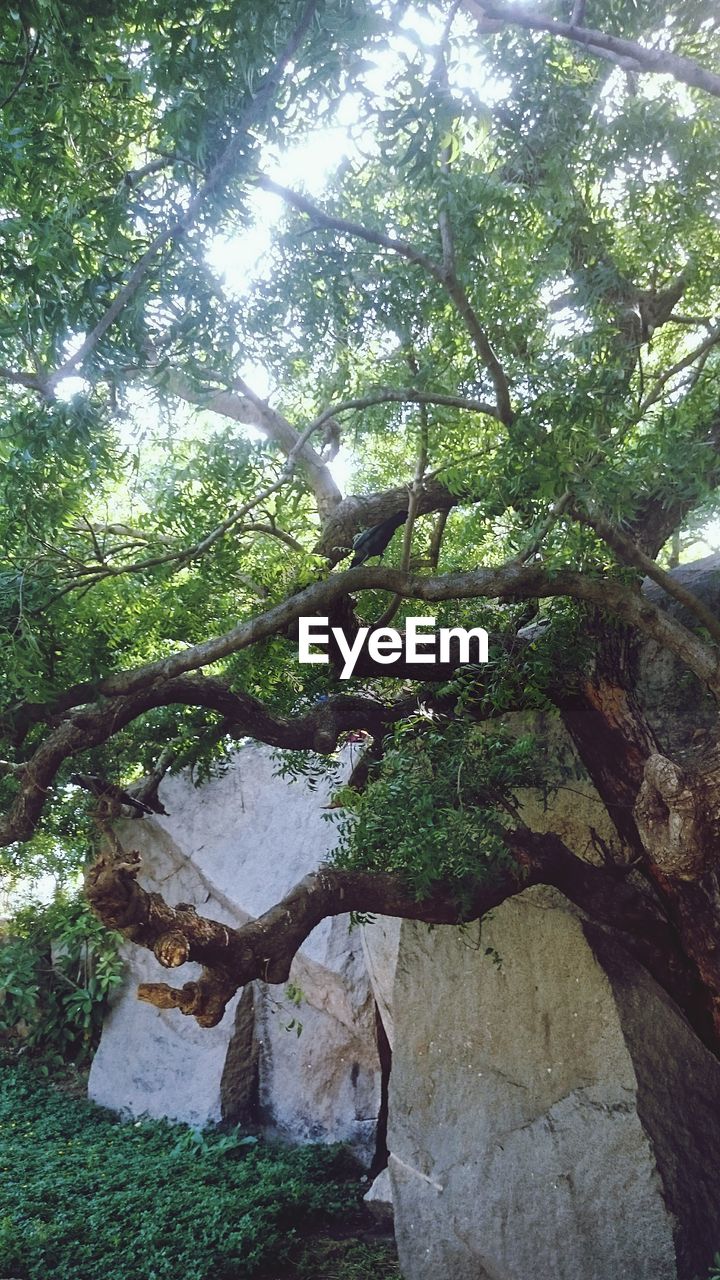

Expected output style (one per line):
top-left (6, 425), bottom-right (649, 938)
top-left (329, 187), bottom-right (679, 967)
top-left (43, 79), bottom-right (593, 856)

top-left (385, 887), bottom-right (720, 1280)
top-left (363, 1166), bottom-right (394, 1224)
top-left (361, 916), bottom-right (401, 1048)
top-left (88, 744), bottom-right (381, 1159)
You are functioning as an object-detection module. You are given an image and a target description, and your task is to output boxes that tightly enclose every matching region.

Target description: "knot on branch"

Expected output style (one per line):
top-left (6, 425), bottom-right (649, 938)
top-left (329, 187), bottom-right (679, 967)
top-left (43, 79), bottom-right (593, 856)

top-left (153, 930), bottom-right (191, 968)
top-left (634, 752), bottom-right (717, 880)
top-left (138, 968), bottom-right (236, 1028)
top-left (84, 850), bottom-right (147, 929)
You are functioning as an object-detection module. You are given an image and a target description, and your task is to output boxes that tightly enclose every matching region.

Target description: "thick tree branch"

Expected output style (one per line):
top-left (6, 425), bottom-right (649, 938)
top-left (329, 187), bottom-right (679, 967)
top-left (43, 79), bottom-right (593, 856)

top-left (85, 826), bottom-right (698, 1031)
top-left (9, 556), bottom-right (720, 743)
top-left (572, 501), bottom-right (720, 646)
top-left (0, 365), bottom-right (44, 392)
top-left (160, 368), bottom-right (341, 522)
top-left (5, 555), bottom-right (720, 849)
top-left (465, 3), bottom-right (720, 99)
top-left (316, 478), bottom-right (458, 562)
top-left (0, 676), bottom-right (416, 847)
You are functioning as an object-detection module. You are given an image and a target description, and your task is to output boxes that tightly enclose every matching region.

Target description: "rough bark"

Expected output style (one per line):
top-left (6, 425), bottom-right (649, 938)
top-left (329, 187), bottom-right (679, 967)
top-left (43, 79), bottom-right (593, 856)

top-left (555, 627), bottom-right (720, 1045)
top-left (85, 825), bottom-right (704, 1037)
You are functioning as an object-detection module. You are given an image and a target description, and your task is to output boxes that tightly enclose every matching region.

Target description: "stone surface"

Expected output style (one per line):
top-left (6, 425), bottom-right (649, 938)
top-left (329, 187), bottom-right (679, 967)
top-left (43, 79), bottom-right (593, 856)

top-left (363, 1167), bottom-right (394, 1225)
top-left (386, 887), bottom-right (720, 1280)
top-left (500, 708), bottom-right (623, 863)
top-left (88, 743), bottom-right (381, 1159)
top-left (638, 553), bottom-right (720, 758)
top-left (361, 917), bottom-right (401, 1047)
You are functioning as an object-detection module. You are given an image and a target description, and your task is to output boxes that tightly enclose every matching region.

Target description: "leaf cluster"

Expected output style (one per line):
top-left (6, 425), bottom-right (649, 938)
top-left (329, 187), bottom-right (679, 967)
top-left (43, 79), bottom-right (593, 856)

top-left (330, 716), bottom-right (539, 899)
top-left (0, 895), bottom-right (123, 1064)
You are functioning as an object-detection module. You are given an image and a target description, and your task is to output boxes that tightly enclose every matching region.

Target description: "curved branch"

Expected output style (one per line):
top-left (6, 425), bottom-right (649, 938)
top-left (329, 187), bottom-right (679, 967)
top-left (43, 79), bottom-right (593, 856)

top-left (0, 22), bottom-right (39, 112)
top-left (571, 501), bottom-right (720, 646)
top-left (239, 522), bottom-right (303, 552)
top-left (85, 827), bottom-right (697, 1029)
top-left (5, 552), bottom-right (720, 849)
top-left (160, 368), bottom-right (341, 521)
top-left (0, 676), bottom-right (415, 847)
top-left (9, 555), bottom-right (720, 738)
top-left (308, 387), bottom-right (499, 432)
top-left (466, 2), bottom-right (720, 99)
top-left (316, 478), bottom-right (459, 562)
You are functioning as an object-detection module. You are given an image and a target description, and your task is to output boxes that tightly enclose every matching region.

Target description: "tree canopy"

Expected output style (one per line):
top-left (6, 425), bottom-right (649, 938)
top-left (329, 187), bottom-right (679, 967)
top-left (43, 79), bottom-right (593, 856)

top-left (2, 0), bottom-right (720, 1041)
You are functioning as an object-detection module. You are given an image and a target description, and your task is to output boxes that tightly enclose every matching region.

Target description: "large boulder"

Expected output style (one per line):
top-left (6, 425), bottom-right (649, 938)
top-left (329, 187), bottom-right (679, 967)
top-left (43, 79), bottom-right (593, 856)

top-left (88, 743), bottom-right (381, 1161)
top-left (385, 887), bottom-right (720, 1280)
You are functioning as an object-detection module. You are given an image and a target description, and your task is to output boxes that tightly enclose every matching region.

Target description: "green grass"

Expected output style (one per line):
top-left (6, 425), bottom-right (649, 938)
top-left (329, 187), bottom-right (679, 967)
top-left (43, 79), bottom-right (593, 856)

top-left (0, 1062), bottom-right (401, 1280)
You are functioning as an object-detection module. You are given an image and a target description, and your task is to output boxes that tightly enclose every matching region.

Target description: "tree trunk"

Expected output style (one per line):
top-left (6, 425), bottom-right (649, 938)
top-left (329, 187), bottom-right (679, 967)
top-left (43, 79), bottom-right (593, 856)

top-left (555, 626), bottom-right (720, 1050)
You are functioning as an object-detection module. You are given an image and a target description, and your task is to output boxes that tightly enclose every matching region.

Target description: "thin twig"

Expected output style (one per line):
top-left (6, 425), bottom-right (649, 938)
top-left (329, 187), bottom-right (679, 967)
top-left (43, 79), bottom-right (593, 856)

top-left (571, 500), bottom-right (720, 646)
top-left (42, 468), bottom-right (300, 606)
top-left (308, 387), bottom-right (498, 432)
top-left (374, 354), bottom-right (431, 627)
top-left (514, 491), bottom-right (572, 564)
top-left (257, 175), bottom-right (513, 424)
top-left (638, 323), bottom-right (720, 416)
top-left (0, 23), bottom-right (39, 112)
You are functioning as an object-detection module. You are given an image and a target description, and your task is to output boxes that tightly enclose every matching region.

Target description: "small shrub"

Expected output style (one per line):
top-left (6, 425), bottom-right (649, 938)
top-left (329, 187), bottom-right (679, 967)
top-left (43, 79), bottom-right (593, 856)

top-left (0, 895), bottom-right (123, 1063)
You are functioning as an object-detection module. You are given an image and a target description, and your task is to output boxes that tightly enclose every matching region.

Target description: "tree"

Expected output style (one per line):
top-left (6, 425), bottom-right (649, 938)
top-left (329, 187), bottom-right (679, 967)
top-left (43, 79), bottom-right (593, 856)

top-left (2, 0), bottom-right (720, 1046)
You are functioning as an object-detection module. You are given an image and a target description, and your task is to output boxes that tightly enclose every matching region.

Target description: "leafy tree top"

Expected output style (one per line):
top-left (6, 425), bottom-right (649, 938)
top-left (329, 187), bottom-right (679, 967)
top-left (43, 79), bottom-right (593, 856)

top-left (1, 0), bottom-right (719, 912)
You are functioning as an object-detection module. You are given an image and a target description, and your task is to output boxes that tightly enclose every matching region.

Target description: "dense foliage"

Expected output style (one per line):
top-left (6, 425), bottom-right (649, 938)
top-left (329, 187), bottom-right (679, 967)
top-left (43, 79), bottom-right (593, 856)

top-left (330, 718), bottom-right (539, 895)
top-left (0, 1063), bottom-right (399, 1280)
top-left (0, 896), bottom-right (123, 1061)
top-left (1, 0), bottom-right (719, 892)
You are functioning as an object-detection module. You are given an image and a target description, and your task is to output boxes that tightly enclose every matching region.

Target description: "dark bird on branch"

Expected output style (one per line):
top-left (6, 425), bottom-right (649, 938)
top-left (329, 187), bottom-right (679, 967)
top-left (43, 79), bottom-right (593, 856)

top-left (349, 510), bottom-right (407, 567)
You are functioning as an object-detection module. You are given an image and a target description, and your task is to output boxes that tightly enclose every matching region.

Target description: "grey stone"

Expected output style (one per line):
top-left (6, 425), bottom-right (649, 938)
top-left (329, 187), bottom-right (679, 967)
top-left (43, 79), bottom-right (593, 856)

top-left (386, 887), bottom-right (720, 1280)
top-left (87, 557), bottom-right (720, 1273)
top-left (637, 554), bottom-right (720, 757)
top-left (361, 916), bottom-right (401, 1047)
top-left (363, 1167), bottom-right (394, 1225)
